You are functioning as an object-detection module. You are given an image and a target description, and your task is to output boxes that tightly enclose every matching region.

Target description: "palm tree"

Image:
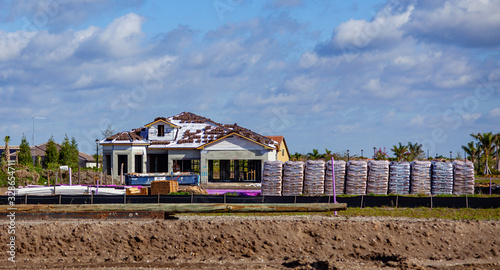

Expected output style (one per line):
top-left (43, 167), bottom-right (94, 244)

top-left (307, 149), bottom-right (321, 160)
top-left (324, 148), bottom-right (332, 159)
top-left (290, 152), bottom-right (302, 161)
top-left (407, 142), bottom-right (424, 161)
top-left (470, 132), bottom-right (498, 175)
top-left (391, 142), bottom-right (408, 162)
top-left (462, 141), bottom-right (480, 173)
top-left (3, 136), bottom-right (11, 163)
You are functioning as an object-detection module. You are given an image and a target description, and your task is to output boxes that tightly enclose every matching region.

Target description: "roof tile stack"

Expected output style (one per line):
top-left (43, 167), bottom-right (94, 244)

top-left (431, 161), bottom-right (454, 195)
top-left (410, 161), bottom-right (432, 195)
top-left (389, 162), bottom-right (411, 195)
top-left (345, 161), bottom-right (368, 195)
top-left (261, 161), bottom-right (283, 196)
top-left (304, 160), bottom-right (325, 196)
top-left (282, 161), bottom-right (305, 196)
top-left (367, 160), bottom-right (390, 195)
top-left (452, 161), bottom-right (475, 195)
top-left (325, 160), bottom-right (346, 196)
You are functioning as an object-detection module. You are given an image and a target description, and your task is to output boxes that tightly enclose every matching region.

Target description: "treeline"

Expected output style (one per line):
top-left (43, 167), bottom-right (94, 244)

top-left (291, 142), bottom-right (427, 162)
top-left (2, 134), bottom-right (80, 170)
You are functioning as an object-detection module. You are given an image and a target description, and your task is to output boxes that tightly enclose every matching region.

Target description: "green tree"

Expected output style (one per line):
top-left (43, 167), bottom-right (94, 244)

top-left (70, 137), bottom-right (79, 169)
top-left (470, 132), bottom-right (498, 175)
top-left (18, 134), bottom-right (32, 166)
top-left (290, 152), bottom-right (302, 161)
top-left (44, 136), bottom-right (59, 169)
top-left (391, 142), bottom-right (408, 162)
top-left (3, 135), bottom-right (11, 163)
top-left (307, 149), bottom-right (321, 160)
top-left (495, 133), bottom-right (500, 172)
top-left (59, 134), bottom-right (72, 166)
top-left (462, 141), bottom-right (480, 173)
top-left (324, 148), bottom-right (332, 159)
top-left (407, 142), bottom-right (425, 161)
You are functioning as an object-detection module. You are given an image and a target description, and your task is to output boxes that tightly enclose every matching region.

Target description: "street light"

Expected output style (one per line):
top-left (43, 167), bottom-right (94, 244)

top-left (450, 151), bottom-right (452, 160)
top-left (347, 149), bottom-right (350, 161)
top-left (95, 139), bottom-right (99, 169)
top-left (373, 147), bottom-right (376, 157)
top-left (361, 149), bottom-right (363, 158)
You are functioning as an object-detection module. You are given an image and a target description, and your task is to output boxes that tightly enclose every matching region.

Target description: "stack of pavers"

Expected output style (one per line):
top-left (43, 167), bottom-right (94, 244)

top-left (345, 161), bottom-right (368, 195)
top-left (366, 160), bottom-right (390, 195)
top-left (431, 161), bottom-right (454, 195)
top-left (452, 160), bottom-right (475, 195)
top-left (388, 162), bottom-right (411, 194)
top-left (325, 160), bottom-right (346, 195)
top-left (410, 161), bottom-right (432, 195)
top-left (261, 161), bottom-right (283, 196)
top-left (282, 161), bottom-right (305, 196)
top-left (304, 160), bottom-right (325, 196)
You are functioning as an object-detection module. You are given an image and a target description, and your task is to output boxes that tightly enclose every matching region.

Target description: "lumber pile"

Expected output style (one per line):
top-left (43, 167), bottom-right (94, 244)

top-left (325, 160), bottom-right (346, 195)
top-left (304, 160), bottom-right (325, 196)
top-left (262, 161), bottom-right (283, 196)
top-left (126, 187), bottom-right (141, 195)
top-left (345, 161), bottom-right (368, 195)
top-left (151, 180), bottom-right (179, 195)
top-left (410, 161), bottom-right (432, 195)
top-left (367, 160), bottom-right (389, 195)
top-left (282, 161), bottom-right (305, 196)
top-left (431, 161), bottom-right (454, 195)
top-left (389, 162), bottom-right (410, 194)
top-left (452, 161), bottom-right (474, 195)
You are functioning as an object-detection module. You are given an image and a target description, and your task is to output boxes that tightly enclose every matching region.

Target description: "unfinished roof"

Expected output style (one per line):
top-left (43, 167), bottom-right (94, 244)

top-left (101, 112), bottom-right (277, 150)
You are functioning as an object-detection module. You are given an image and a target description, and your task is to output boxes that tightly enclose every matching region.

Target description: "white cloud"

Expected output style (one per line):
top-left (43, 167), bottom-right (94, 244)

top-left (489, 108), bottom-right (500, 118)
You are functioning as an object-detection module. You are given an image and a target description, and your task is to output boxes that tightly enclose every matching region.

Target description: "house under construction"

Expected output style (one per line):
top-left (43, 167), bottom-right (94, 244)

top-left (100, 112), bottom-right (289, 184)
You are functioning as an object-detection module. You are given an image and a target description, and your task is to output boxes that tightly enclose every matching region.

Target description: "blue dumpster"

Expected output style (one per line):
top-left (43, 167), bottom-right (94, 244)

top-left (125, 173), bottom-right (199, 186)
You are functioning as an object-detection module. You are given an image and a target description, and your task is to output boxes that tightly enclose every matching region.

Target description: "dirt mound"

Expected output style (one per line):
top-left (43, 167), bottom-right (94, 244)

top-left (1, 216), bottom-right (498, 269)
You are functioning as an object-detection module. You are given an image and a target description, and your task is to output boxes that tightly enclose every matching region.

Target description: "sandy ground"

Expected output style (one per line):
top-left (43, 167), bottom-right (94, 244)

top-left (1, 215), bottom-right (499, 269)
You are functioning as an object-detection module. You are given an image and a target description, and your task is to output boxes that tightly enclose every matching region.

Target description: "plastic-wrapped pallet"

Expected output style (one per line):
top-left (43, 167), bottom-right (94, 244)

top-left (367, 160), bottom-right (389, 195)
top-left (325, 160), bottom-right (346, 195)
top-left (388, 162), bottom-right (410, 195)
top-left (431, 161), bottom-right (453, 195)
top-left (261, 161), bottom-right (283, 196)
top-left (452, 160), bottom-right (475, 195)
top-left (282, 161), bottom-right (305, 196)
top-left (304, 160), bottom-right (325, 196)
top-left (410, 161), bottom-right (432, 195)
top-left (345, 161), bottom-right (368, 195)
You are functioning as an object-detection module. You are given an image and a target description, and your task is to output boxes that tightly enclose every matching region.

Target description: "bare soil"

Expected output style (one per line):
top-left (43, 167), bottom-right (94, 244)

top-left (1, 216), bottom-right (499, 269)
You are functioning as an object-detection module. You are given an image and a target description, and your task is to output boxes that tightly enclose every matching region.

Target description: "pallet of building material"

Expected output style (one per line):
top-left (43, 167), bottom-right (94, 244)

top-left (151, 180), bottom-right (179, 195)
top-left (345, 161), bottom-right (368, 195)
top-left (388, 162), bottom-right (411, 195)
top-left (410, 161), bottom-right (432, 195)
top-left (261, 161), bottom-right (283, 196)
top-left (367, 160), bottom-right (389, 195)
top-left (431, 161), bottom-right (453, 195)
top-left (282, 161), bottom-right (305, 196)
top-left (304, 160), bottom-right (325, 196)
top-left (126, 187), bottom-right (141, 195)
top-left (140, 187), bottom-right (150, 195)
top-left (452, 160), bottom-right (475, 195)
top-left (325, 160), bottom-right (346, 195)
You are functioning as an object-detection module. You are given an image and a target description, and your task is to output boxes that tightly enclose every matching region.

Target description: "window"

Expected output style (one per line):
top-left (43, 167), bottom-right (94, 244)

top-left (135, 155), bottom-right (143, 173)
top-left (117, 155), bottom-right (128, 175)
top-left (173, 159), bottom-right (200, 174)
top-left (157, 125), bottom-right (165, 136)
top-left (105, 155), bottom-right (111, 175)
top-left (281, 149), bottom-right (284, 156)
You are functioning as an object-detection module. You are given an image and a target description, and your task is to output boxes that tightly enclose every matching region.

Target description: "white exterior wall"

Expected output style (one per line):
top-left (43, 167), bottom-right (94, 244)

top-left (147, 123), bottom-right (177, 141)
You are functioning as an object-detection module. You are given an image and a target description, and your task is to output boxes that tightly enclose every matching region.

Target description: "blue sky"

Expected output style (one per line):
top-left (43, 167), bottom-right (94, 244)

top-left (1, 0), bottom-right (499, 157)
